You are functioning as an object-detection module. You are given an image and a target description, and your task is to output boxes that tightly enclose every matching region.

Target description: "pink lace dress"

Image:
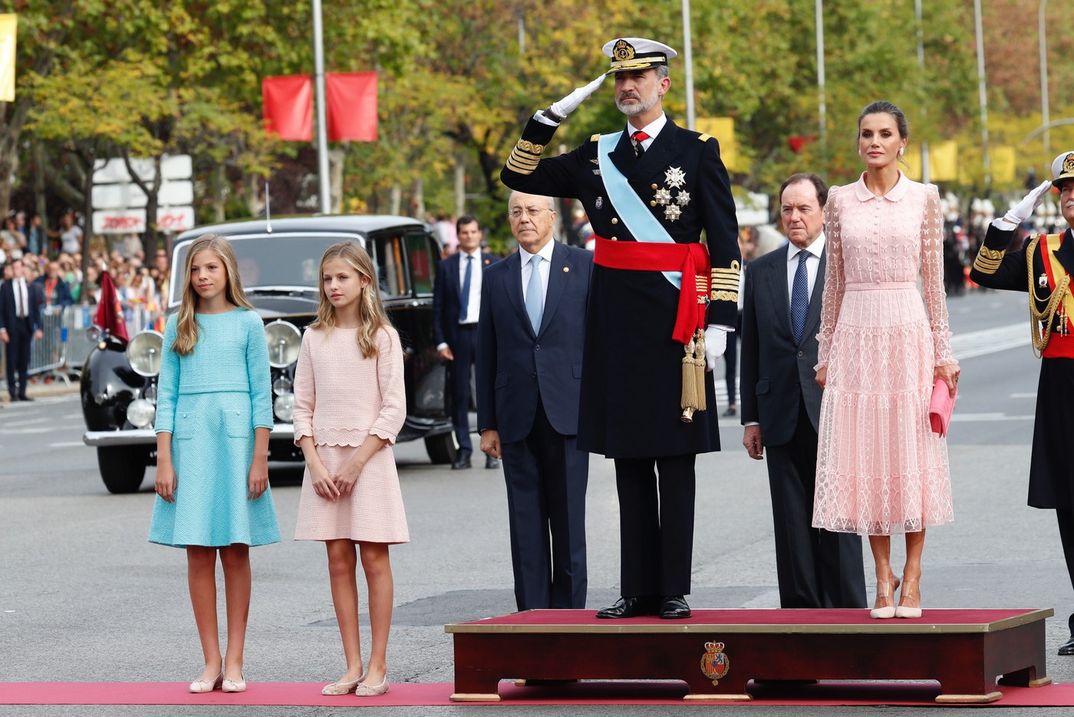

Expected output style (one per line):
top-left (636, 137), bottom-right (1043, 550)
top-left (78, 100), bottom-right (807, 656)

top-left (812, 174), bottom-right (957, 535)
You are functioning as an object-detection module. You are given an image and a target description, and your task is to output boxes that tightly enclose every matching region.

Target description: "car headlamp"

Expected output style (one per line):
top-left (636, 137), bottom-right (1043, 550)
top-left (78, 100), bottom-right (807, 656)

top-left (274, 393), bottom-right (295, 421)
top-left (126, 330), bottom-right (165, 377)
top-left (126, 398), bottom-right (156, 428)
top-left (265, 321), bottom-right (301, 368)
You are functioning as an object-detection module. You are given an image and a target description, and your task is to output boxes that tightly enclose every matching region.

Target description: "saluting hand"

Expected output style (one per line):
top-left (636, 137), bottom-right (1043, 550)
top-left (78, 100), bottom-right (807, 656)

top-left (1000, 180), bottom-right (1053, 228)
top-left (548, 73), bottom-right (608, 121)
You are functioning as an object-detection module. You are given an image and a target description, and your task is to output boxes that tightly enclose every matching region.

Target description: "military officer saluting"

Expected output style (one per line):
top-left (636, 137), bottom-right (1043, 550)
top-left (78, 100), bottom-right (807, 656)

top-left (501, 37), bottom-right (740, 619)
top-left (970, 151), bottom-right (1074, 655)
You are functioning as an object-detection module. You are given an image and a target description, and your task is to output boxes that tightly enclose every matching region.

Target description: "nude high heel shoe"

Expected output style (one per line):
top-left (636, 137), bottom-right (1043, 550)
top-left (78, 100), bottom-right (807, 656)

top-left (869, 576), bottom-right (900, 619)
top-left (188, 672), bottom-right (222, 694)
top-left (354, 672), bottom-right (389, 697)
top-left (895, 577), bottom-right (923, 618)
top-left (221, 671), bottom-right (246, 693)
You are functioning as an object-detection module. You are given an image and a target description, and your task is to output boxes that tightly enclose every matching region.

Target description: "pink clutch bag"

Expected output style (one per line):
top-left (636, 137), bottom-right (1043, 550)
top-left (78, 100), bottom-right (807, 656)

top-left (928, 378), bottom-right (957, 437)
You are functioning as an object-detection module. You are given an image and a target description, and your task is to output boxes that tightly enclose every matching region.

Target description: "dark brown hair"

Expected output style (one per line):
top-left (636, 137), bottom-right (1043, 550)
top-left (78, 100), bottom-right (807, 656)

top-left (858, 100), bottom-right (909, 139)
top-left (779, 173), bottom-right (829, 208)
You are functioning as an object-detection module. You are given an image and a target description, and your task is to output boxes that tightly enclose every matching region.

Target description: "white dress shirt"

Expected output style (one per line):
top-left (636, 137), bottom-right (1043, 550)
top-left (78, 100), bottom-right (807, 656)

top-left (786, 233), bottom-right (826, 301)
top-left (519, 239), bottom-right (555, 307)
top-left (14, 277), bottom-right (28, 318)
top-left (626, 112), bottom-right (667, 151)
top-left (457, 249), bottom-right (483, 325)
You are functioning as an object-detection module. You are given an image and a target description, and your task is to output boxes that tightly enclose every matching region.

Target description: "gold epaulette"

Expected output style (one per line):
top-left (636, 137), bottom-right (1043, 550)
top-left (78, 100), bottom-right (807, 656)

top-left (506, 138), bottom-right (545, 176)
top-left (710, 260), bottom-right (740, 302)
top-left (698, 133), bottom-right (712, 143)
top-left (972, 245), bottom-right (1005, 275)
top-left (590, 134), bottom-right (600, 142)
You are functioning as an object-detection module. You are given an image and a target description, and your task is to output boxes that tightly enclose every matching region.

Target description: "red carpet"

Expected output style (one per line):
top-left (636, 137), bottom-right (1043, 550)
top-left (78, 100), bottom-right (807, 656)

top-left (2, 680), bottom-right (1074, 706)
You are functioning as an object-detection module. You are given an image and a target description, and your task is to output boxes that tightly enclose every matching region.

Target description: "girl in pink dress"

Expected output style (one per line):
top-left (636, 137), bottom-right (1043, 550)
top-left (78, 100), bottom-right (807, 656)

top-left (813, 102), bottom-right (959, 619)
top-left (293, 242), bottom-right (409, 696)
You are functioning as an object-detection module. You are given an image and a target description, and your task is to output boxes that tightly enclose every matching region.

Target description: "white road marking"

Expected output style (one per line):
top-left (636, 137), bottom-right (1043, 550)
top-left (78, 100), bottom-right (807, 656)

top-left (48, 441), bottom-right (85, 448)
top-left (1010, 393), bottom-right (1037, 399)
top-left (951, 323), bottom-right (1029, 360)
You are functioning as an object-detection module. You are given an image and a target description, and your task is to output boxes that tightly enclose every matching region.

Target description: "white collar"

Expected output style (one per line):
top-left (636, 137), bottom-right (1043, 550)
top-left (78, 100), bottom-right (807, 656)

top-left (626, 113), bottom-right (667, 140)
top-left (519, 238), bottom-right (556, 264)
top-left (787, 233), bottom-right (826, 261)
top-left (459, 248), bottom-right (481, 260)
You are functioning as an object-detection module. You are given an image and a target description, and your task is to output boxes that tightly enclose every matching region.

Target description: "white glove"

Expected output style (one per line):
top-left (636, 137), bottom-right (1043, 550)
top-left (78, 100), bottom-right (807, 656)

top-left (548, 74), bottom-right (608, 121)
top-left (995, 180), bottom-right (1053, 230)
top-left (704, 326), bottom-right (728, 371)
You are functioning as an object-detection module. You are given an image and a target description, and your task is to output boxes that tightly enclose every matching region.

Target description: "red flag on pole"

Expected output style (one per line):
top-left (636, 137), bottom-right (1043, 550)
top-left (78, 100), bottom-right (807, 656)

top-left (94, 271), bottom-right (129, 342)
top-left (262, 75), bottom-right (313, 141)
top-left (325, 72), bottom-right (378, 142)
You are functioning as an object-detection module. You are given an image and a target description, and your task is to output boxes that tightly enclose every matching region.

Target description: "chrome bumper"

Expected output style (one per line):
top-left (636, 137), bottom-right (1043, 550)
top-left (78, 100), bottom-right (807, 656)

top-left (83, 424), bottom-right (297, 447)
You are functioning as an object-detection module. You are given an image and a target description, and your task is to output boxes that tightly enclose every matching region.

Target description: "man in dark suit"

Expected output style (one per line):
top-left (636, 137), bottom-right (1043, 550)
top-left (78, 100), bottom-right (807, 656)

top-left (432, 216), bottom-right (498, 469)
top-left (476, 191), bottom-right (592, 610)
top-left (501, 37), bottom-right (740, 619)
top-left (0, 260), bottom-right (45, 401)
top-left (740, 173), bottom-right (866, 609)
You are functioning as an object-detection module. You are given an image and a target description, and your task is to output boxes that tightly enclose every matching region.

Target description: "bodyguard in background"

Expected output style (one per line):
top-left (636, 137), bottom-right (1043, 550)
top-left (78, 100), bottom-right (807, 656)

top-left (432, 216), bottom-right (498, 469)
top-left (0, 260), bottom-right (44, 402)
top-left (740, 173), bottom-right (866, 608)
top-left (476, 191), bottom-right (591, 610)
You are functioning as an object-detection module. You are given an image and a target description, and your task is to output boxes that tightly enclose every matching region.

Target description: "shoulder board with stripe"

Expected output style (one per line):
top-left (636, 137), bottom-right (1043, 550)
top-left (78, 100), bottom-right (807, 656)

top-left (698, 133), bottom-right (712, 142)
top-left (590, 134), bottom-right (600, 142)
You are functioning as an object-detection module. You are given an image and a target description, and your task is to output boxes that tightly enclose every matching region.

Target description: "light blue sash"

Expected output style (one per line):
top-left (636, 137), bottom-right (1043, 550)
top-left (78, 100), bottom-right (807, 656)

top-left (597, 132), bottom-right (680, 289)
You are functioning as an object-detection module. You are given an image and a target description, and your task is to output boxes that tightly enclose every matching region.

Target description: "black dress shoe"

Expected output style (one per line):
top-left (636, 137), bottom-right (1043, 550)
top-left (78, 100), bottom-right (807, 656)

top-left (18, 395), bottom-right (32, 401)
top-left (485, 455), bottom-right (500, 469)
top-left (451, 451), bottom-right (472, 470)
top-left (596, 596), bottom-right (656, 619)
top-left (659, 595), bottom-right (691, 619)
top-left (1059, 635), bottom-right (1074, 656)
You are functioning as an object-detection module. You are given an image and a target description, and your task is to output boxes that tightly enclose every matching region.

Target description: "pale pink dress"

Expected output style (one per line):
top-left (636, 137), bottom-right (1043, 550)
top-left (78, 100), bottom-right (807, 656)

top-left (812, 174), bottom-right (957, 535)
top-left (292, 325), bottom-right (410, 543)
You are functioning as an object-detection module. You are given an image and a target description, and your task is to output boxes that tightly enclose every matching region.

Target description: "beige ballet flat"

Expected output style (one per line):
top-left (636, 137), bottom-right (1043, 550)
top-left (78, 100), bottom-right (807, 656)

top-left (322, 671), bottom-right (365, 696)
top-left (355, 673), bottom-right (389, 697)
top-left (221, 671), bottom-right (246, 693)
top-left (869, 576), bottom-right (901, 619)
top-left (188, 672), bottom-right (222, 694)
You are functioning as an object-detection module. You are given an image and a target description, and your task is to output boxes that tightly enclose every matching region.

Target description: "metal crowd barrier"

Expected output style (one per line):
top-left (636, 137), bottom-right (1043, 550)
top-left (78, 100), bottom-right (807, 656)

top-left (1, 304), bottom-right (162, 388)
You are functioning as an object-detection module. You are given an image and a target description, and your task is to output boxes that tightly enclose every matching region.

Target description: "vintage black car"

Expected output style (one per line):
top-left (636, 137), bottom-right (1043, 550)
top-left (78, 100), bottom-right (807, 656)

top-left (81, 216), bottom-right (456, 493)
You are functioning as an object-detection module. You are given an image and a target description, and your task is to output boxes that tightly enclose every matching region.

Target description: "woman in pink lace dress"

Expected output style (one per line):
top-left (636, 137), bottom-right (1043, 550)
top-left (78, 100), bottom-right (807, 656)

top-left (813, 102), bottom-right (960, 619)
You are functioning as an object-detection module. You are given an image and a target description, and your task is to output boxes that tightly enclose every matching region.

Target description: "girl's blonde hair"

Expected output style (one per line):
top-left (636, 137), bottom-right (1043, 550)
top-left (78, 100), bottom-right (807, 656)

top-left (172, 234), bottom-right (253, 355)
top-left (309, 241), bottom-right (392, 358)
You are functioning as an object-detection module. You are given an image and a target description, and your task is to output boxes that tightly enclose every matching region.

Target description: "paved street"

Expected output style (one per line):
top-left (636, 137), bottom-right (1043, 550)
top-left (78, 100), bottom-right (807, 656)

top-left (3, 287), bottom-right (1074, 716)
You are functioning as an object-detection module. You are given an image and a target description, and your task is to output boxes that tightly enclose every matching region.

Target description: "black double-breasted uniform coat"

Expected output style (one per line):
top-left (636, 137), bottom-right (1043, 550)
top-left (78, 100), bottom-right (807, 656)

top-left (501, 115), bottom-right (740, 459)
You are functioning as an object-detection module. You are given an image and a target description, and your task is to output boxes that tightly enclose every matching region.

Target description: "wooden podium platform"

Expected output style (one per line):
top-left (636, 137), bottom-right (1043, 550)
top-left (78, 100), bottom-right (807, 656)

top-left (445, 608), bottom-right (1053, 703)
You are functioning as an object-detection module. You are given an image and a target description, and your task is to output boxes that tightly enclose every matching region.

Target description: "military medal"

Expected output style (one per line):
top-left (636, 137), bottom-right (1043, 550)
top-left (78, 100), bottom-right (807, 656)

top-left (664, 204), bottom-right (682, 221)
top-left (677, 190), bottom-right (691, 207)
top-left (1040, 272), bottom-right (1049, 288)
top-left (664, 166), bottom-right (686, 188)
top-left (654, 188), bottom-right (672, 206)
top-left (595, 196), bottom-right (603, 210)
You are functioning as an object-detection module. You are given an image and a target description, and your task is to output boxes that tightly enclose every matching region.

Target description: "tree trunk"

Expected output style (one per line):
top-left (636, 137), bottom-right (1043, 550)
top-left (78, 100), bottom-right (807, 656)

top-left (389, 183), bottom-right (402, 215)
top-left (80, 155), bottom-right (95, 304)
top-left (411, 176), bottom-right (424, 219)
top-left (329, 146), bottom-right (345, 214)
top-left (454, 153), bottom-right (465, 218)
top-left (246, 174), bottom-right (264, 217)
top-left (33, 142), bottom-right (48, 240)
top-left (212, 163), bottom-right (226, 223)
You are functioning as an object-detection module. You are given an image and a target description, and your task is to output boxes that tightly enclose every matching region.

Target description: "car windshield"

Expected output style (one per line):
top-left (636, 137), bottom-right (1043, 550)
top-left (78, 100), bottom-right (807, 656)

top-left (169, 233), bottom-right (360, 306)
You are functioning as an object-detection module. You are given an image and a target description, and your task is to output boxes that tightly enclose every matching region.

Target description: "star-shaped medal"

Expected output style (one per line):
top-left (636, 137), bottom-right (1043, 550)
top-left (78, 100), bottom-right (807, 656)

top-left (664, 204), bottom-right (682, 222)
top-left (664, 166), bottom-right (686, 189)
top-left (654, 188), bottom-right (673, 206)
top-left (677, 190), bottom-right (691, 207)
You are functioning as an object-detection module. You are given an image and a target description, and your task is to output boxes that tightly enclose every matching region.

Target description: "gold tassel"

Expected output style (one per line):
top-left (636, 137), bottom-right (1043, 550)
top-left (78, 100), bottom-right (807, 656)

top-left (681, 330), bottom-right (707, 423)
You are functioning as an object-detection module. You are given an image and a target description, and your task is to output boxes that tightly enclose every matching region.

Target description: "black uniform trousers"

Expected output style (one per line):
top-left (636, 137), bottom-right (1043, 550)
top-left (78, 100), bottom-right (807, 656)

top-left (5, 317), bottom-right (32, 400)
top-left (766, 402), bottom-right (867, 608)
top-left (614, 454), bottom-right (695, 598)
top-left (449, 323), bottom-right (478, 454)
top-left (501, 398), bottom-right (588, 610)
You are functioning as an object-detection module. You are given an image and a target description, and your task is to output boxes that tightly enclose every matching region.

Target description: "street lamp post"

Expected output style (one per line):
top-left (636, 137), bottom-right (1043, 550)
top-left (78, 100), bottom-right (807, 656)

top-left (816, 0), bottom-right (826, 147)
top-left (682, 0), bottom-right (695, 130)
top-left (1040, 0), bottom-right (1050, 168)
top-left (973, 0), bottom-right (991, 190)
top-left (312, 0), bottom-right (331, 214)
top-left (915, 0), bottom-right (929, 183)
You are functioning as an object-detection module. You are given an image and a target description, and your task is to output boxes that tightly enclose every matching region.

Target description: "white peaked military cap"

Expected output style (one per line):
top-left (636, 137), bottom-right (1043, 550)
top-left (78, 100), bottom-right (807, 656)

top-left (602, 37), bottom-right (677, 73)
top-left (1051, 151), bottom-right (1074, 188)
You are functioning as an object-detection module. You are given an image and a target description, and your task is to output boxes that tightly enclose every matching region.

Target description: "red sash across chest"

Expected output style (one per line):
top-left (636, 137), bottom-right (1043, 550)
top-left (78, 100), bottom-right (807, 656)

top-left (1038, 235), bottom-right (1074, 358)
top-left (592, 236), bottom-right (710, 345)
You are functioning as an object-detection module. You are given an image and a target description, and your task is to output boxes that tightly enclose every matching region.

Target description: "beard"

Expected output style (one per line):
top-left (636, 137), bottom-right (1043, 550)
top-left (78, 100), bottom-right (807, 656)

top-left (616, 90), bottom-right (658, 117)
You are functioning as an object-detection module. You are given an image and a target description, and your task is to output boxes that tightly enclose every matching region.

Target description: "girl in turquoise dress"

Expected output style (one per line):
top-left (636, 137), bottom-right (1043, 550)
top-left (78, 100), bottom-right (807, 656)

top-left (149, 234), bottom-right (279, 694)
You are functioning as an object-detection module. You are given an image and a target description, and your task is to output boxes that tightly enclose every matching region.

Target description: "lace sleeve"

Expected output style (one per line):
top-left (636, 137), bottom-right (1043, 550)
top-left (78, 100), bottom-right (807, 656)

top-left (920, 185), bottom-right (957, 368)
top-left (815, 188), bottom-right (845, 369)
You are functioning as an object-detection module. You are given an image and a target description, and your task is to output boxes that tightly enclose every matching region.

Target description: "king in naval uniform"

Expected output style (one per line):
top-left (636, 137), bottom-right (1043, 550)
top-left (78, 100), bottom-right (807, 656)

top-left (500, 37), bottom-right (740, 619)
top-left (970, 151), bottom-right (1074, 655)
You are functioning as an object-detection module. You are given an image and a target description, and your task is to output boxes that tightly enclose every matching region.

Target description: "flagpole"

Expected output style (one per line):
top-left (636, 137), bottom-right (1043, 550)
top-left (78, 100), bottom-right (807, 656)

top-left (312, 0), bottom-right (331, 214)
top-left (681, 0), bottom-right (695, 130)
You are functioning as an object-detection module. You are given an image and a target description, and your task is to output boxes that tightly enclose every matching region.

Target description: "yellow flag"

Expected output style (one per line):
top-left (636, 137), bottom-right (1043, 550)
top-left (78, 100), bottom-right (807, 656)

top-left (929, 141), bottom-right (958, 182)
top-left (992, 145), bottom-right (1016, 185)
top-left (904, 146), bottom-right (923, 181)
top-left (695, 117), bottom-right (738, 172)
top-left (0, 15), bottom-right (14, 102)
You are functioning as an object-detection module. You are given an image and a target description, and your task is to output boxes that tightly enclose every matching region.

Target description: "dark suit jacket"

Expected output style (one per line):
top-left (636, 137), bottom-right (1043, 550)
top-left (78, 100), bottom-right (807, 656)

top-left (740, 241), bottom-right (826, 446)
top-left (34, 275), bottom-right (73, 307)
top-left (432, 250), bottom-right (497, 349)
top-left (476, 242), bottom-right (592, 444)
top-left (0, 278), bottom-right (44, 335)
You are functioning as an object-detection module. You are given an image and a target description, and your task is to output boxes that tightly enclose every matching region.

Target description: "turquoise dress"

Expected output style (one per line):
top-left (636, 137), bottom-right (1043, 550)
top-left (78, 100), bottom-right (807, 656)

top-left (148, 308), bottom-right (280, 548)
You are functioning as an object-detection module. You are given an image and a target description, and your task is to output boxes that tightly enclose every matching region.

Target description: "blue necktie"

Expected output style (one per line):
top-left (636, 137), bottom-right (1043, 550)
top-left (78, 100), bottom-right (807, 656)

top-left (790, 250), bottom-right (809, 343)
top-left (525, 254), bottom-right (544, 333)
top-left (459, 254), bottom-right (473, 322)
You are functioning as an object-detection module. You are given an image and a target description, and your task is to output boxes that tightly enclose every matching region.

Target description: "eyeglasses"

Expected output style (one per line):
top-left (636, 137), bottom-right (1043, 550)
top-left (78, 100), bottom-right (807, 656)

top-left (508, 207), bottom-right (553, 220)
